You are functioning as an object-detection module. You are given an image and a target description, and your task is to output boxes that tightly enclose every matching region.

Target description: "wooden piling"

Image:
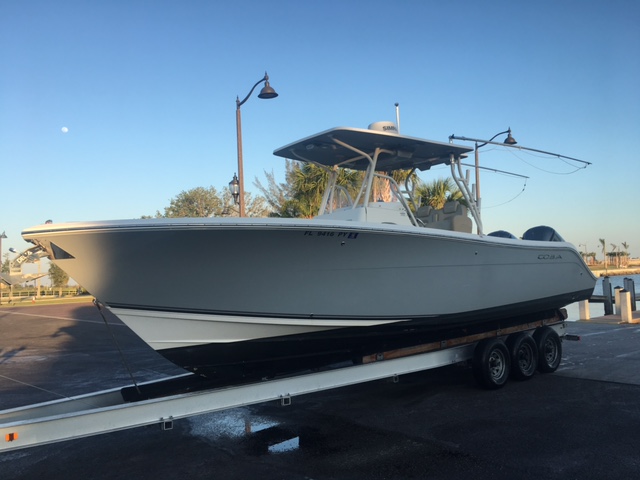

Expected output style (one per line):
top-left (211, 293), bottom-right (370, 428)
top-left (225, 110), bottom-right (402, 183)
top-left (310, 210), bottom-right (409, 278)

top-left (603, 277), bottom-right (613, 315)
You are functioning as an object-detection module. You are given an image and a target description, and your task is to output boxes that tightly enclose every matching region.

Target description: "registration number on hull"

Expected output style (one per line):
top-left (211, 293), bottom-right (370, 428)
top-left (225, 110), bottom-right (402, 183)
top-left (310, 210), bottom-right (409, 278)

top-left (304, 231), bottom-right (359, 239)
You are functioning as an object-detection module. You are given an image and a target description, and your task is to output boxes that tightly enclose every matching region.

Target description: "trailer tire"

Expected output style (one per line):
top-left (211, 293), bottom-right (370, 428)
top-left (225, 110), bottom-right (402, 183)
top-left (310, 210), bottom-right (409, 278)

top-left (473, 338), bottom-right (511, 389)
top-left (506, 333), bottom-right (538, 380)
top-left (533, 327), bottom-right (562, 373)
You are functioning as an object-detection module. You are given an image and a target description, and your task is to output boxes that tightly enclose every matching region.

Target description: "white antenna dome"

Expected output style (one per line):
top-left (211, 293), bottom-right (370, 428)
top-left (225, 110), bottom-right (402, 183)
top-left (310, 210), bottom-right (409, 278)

top-left (368, 121), bottom-right (398, 134)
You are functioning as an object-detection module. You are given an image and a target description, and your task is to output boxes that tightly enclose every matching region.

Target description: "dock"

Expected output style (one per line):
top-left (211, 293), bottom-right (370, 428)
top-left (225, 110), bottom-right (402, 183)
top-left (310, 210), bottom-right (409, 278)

top-left (582, 310), bottom-right (640, 324)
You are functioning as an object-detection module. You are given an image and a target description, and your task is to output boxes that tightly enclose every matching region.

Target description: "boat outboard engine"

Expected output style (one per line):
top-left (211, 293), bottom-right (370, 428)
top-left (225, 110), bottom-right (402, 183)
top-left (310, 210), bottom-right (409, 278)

top-left (488, 230), bottom-right (518, 239)
top-left (522, 226), bottom-right (565, 242)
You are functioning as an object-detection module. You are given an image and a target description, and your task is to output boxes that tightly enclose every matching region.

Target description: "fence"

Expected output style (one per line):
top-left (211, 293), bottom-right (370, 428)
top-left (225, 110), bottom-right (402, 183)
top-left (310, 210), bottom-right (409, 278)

top-left (0, 287), bottom-right (83, 301)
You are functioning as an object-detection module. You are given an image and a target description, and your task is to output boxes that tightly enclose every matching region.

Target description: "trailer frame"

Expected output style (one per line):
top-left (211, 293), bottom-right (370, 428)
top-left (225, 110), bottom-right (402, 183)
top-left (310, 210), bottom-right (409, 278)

top-left (1, 318), bottom-right (567, 452)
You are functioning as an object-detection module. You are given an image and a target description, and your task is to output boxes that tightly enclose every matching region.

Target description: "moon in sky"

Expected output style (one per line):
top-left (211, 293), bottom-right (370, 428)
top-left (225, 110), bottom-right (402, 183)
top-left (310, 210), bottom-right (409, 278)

top-left (61, 127), bottom-right (69, 133)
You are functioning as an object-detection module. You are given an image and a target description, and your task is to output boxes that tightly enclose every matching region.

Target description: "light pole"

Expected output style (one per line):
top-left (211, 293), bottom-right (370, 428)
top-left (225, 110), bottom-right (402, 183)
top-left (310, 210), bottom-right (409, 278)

top-left (449, 128), bottom-right (591, 208)
top-left (234, 72), bottom-right (278, 217)
top-left (0, 231), bottom-right (5, 305)
top-left (473, 129), bottom-right (517, 213)
top-left (449, 130), bottom-right (591, 235)
top-left (449, 129), bottom-right (517, 233)
top-left (451, 129), bottom-right (517, 212)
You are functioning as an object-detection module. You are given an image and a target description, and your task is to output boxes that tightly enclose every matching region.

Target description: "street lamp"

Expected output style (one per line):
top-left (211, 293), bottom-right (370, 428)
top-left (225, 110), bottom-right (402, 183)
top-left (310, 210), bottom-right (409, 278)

top-left (449, 129), bottom-right (517, 233)
top-left (449, 129), bottom-right (591, 235)
top-left (468, 129), bottom-right (517, 210)
top-left (474, 129), bottom-right (517, 212)
top-left (235, 72), bottom-right (278, 217)
top-left (229, 173), bottom-right (240, 206)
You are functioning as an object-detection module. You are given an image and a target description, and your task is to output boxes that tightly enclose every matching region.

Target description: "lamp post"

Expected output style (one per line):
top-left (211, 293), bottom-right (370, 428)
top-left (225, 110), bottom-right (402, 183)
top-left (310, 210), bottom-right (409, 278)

top-left (449, 129), bottom-right (590, 209)
top-left (473, 129), bottom-right (517, 213)
top-left (449, 129), bottom-right (517, 233)
top-left (0, 231), bottom-right (5, 305)
top-left (469, 129), bottom-right (517, 212)
top-left (234, 72), bottom-right (278, 217)
top-left (449, 129), bottom-right (591, 236)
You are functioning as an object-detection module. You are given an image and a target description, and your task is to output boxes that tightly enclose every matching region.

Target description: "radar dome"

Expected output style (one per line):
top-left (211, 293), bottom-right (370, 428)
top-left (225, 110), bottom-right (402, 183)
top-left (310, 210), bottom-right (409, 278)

top-left (368, 121), bottom-right (398, 134)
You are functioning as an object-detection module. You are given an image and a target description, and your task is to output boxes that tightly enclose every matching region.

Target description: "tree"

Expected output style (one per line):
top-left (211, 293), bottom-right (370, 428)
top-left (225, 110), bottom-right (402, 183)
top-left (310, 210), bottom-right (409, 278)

top-left (256, 164), bottom-right (458, 218)
top-left (254, 161), bottom-right (300, 218)
top-left (160, 186), bottom-right (224, 218)
top-left (49, 262), bottom-right (69, 297)
top-left (371, 169), bottom-right (417, 203)
top-left (610, 244), bottom-right (619, 268)
top-left (416, 178), bottom-right (464, 210)
top-left (149, 186), bottom-right (272, 218)
top-left (599, 238), bottom-right (607, 270)
top-left (291, 163), bottom-right (336, 218)
top-left (255, 161), bottom-right (360, 218)
top-left (621, 241), bottom-right (630, 267)
top-left (254, 164), bottom-right (292, 215)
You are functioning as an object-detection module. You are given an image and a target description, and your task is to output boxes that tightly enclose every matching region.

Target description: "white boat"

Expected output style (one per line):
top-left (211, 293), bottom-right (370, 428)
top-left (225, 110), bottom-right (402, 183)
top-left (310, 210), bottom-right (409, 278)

top-left (22, 123), bottom-right (596, 380)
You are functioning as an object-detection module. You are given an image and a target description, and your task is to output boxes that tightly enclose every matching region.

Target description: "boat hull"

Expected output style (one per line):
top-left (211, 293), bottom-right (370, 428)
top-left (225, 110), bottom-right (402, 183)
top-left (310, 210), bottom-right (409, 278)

top-left (23, 218), bottom-right (596, 378)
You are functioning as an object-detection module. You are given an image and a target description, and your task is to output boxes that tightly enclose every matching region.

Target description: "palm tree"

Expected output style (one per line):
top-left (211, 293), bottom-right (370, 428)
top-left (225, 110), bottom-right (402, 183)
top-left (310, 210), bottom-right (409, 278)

top-left (254, 161), bottom-right (358, 218)
top-left (416, 178), bottom-right (464, 210)
top-left (371, 169), bottom-right (418, 204)
top-left (610, 244), bottom-right (619, 268)
top-left (621, 241), bottom-right (629, 267)
top-left (599, 238), bottom-right (607, 272)
top-left (289, 163), bottom-right (360, 218)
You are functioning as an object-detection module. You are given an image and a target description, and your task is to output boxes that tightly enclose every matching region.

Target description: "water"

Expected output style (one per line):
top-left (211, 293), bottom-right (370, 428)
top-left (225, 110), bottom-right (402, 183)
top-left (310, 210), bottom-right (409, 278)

top-left (187, 407), bottom-right (302, 454)
top-left (564, 273), bottom-right (640, 321)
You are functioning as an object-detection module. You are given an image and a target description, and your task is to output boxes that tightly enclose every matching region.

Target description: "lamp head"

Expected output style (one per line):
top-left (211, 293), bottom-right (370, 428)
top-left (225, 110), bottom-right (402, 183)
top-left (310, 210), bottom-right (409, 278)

top-left (229, 174), bottom-right (240, 205)
top-left (504, 128), bottom-right (517, 145)
top-left (258, 72), bottom-right (278, 99)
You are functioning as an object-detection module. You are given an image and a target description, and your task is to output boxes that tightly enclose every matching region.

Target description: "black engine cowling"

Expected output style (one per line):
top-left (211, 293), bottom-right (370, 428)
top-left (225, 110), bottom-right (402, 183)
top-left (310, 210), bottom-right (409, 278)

top-left (522, 225), bottom-right (565, 242)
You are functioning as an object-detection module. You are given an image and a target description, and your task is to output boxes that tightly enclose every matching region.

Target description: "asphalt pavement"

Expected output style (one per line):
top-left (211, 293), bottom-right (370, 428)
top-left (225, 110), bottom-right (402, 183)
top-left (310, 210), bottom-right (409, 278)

top-left (1, 301), bottom-right (639, 480)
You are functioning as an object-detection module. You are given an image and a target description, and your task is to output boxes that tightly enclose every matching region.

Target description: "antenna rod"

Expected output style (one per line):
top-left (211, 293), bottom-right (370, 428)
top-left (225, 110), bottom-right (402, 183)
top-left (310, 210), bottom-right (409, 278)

top-left (459, 162), bottom-right (530, 179)
top-left (449, 135), bottom-right (590, 165)
top-left (395, 103), bottom-right (400, 133)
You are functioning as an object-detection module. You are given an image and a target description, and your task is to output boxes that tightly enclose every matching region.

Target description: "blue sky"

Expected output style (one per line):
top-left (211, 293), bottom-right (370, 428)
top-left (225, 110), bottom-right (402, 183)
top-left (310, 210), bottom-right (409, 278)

top-left (1, 0), bottom-right (639, 262)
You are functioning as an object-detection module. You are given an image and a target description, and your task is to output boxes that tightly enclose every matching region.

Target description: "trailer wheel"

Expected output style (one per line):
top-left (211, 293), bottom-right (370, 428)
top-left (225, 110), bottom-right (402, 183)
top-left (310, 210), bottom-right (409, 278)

top-left (533, 327), bottom-right (562, 373)
top-left (473, 338), bottom-right (511, 389)
top-left (506, 333), bottom-right (538, 380)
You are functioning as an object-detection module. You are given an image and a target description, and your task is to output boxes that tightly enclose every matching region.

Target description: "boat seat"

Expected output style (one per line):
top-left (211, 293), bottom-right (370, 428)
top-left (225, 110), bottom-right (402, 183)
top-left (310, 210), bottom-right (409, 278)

top-left (415, 205), bottom-right (433, 223)
top-left (426, 201), bottom-right (473, 233)
top-left (443, 201), bottom-right (459, 214)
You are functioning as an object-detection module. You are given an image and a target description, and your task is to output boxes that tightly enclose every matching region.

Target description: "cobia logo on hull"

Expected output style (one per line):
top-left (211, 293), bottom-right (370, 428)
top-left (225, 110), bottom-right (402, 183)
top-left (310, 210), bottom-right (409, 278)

top-left (538, 254), bottom-right (562, 260)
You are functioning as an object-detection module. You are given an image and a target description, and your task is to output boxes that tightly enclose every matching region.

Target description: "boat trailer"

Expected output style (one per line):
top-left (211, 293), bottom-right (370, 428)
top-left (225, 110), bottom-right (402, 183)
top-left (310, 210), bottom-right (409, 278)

top-left (1, 315), bottom-right (571, 452)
